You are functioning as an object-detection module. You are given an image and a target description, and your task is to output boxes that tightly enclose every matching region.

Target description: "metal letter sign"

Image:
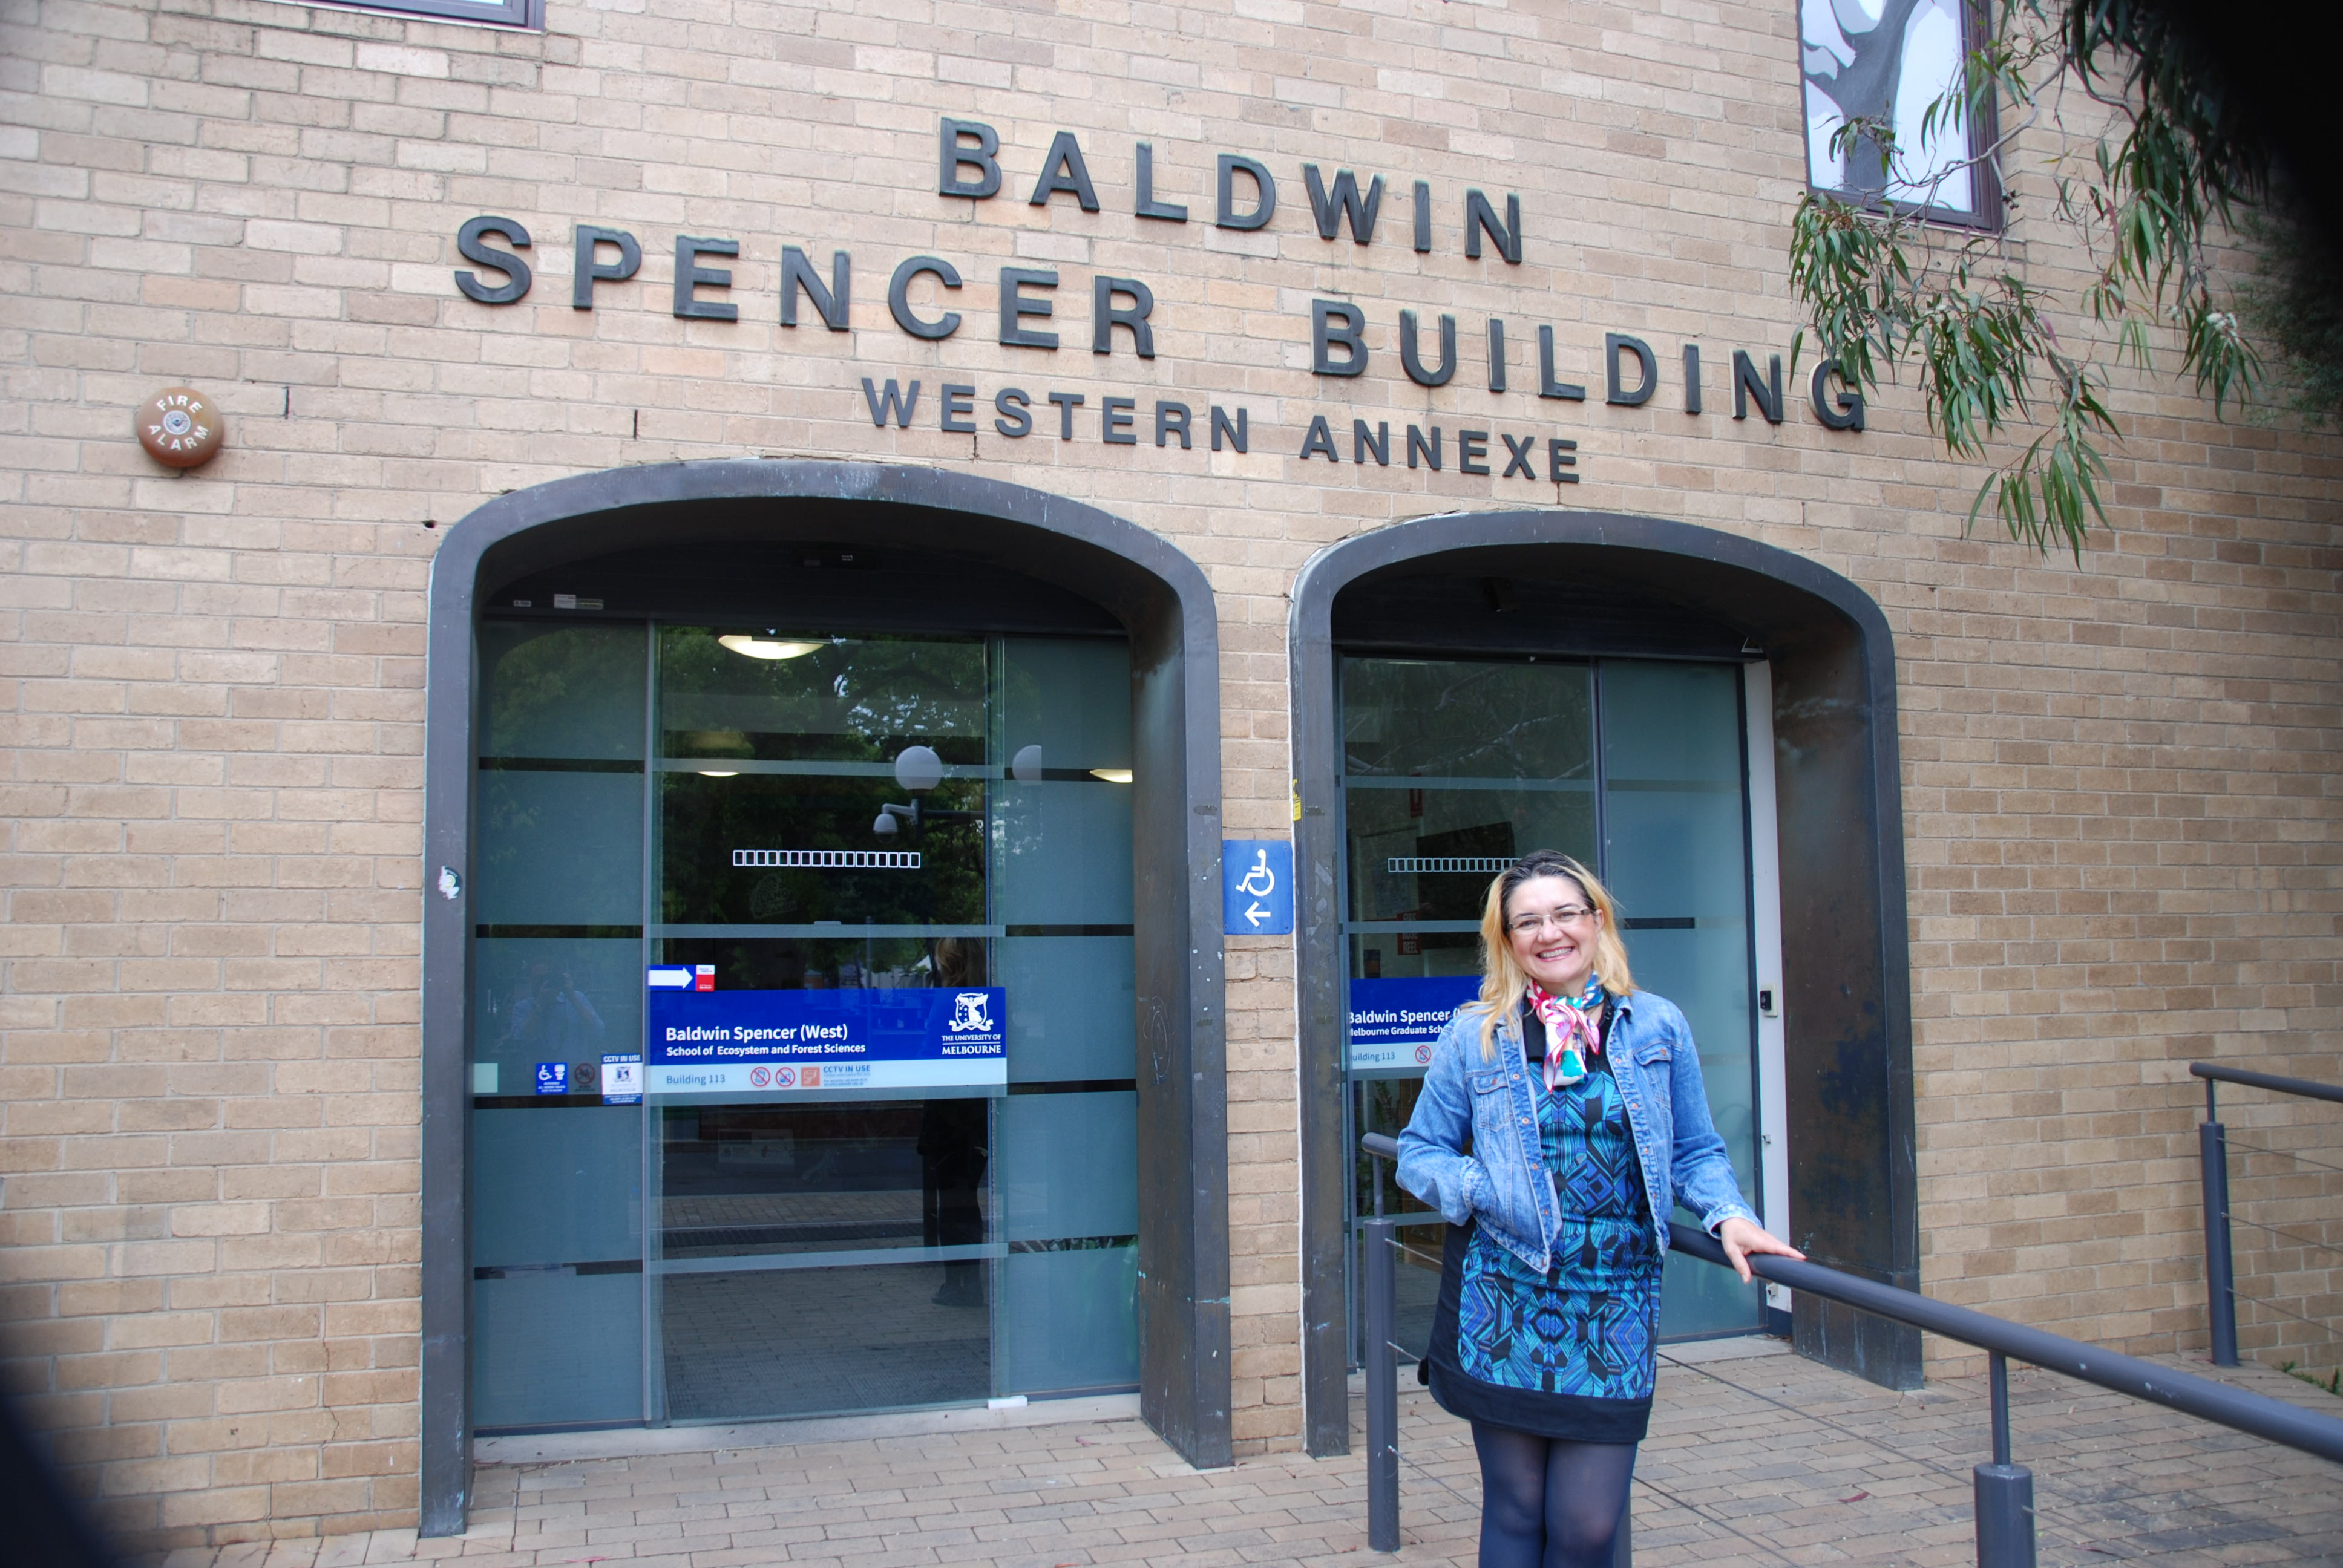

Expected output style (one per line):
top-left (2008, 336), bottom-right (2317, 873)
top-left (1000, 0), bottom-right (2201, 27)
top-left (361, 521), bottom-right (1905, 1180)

top-left (1222, 839), bottom-right (1294, 936)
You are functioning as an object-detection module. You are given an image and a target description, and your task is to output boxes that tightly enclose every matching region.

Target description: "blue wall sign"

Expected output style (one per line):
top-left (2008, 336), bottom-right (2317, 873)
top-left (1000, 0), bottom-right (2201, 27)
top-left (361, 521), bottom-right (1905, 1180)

top-left (643, 980), bottom-right (1006, 1097)
top-left (533, 1060), bottom-right (569, 1094)
top-left (1346, 975), bottom-right (1481, 1070)
top-left (1223, 839), bottom-right (1294, 936)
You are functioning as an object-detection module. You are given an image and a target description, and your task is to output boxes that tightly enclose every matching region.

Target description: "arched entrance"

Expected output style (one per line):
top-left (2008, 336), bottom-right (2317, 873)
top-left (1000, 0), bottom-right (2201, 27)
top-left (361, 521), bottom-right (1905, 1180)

top-left (418, 463), bottom-right (1230, 1531)
top-left (1289, 511), bottom-right (1919, 1456)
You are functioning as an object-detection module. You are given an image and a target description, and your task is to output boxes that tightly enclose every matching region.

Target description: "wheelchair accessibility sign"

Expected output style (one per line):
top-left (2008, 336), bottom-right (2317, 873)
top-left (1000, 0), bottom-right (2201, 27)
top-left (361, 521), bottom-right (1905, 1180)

top-left (1222, 840), bottom-right (1294, 936)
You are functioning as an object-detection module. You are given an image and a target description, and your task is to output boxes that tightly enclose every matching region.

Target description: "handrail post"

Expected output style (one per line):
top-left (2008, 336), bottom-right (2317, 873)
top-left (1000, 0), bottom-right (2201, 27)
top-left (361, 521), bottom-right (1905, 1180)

top-left (2200, 1117), bottom-right (2238, 1367)
top-left (1972, 1352), bottom-right (2034, 1568)
top-left (1989, 1351), bottom-right (2011, 1466)
top-left (1363, 1215), bottom-right (1399, 1553)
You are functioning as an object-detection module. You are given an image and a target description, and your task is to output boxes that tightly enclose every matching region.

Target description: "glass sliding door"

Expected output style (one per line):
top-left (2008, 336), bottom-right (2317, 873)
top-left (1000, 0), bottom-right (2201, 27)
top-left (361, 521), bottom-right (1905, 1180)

top-left (1341, 658), bottom-right (1600, 1359)
top-left (1598, 661), bottom-right (1761, 1338)
top-left (1339, 653), bottom-right (1766, 1361)
top-left (650, 629), bottom-right (997, 1422)
top-left (468, 618), bottom-right (1139, 1432)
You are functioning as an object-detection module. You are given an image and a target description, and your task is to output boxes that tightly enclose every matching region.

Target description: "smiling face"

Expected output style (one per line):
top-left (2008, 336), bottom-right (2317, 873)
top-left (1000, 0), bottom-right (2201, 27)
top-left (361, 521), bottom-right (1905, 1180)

top-left (1504, 873), bottom-right (1601, 996)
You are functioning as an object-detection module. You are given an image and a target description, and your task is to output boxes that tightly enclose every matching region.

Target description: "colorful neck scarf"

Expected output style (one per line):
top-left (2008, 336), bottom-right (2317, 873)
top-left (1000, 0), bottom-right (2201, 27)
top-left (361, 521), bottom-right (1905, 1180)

top-left (1527, 975), bottom-right (1605, 1091)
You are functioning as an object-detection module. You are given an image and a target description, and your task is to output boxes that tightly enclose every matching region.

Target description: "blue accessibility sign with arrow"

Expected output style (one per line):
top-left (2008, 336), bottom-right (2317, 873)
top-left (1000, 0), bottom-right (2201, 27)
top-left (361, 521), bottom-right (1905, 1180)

top-left (1222, 840), bottom-right (1294, 936)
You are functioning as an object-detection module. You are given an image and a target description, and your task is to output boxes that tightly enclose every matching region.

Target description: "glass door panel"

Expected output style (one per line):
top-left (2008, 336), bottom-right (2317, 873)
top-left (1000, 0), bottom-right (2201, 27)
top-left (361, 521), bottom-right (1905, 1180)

top-left (474, 770), bottom-right (643, 928)
top-left (478, 619), bottom-right (647, 761)
top-left (468, 622), bottom-right (648, 1432)
top-left (1342, 656), bottom-right (1601, 1362)
top-left (1599, 661), bottom-right (1762, 1338)
top-left (644, 629), bottom-right (1138, 1422)
top-left (993, 637), bottom-right (1139, 1396)
top-left (1338, 652), bottom-right (1765, 1362)
top-left (1341, 658), bottom-right (1596, 780)
top-left (468, 619), bottom-right (1140, 1431)
top-left (649, 630), bottom-right (997, 1422)
top-left (655, 1100), bottom-right (991, 1420)
top-left (998, 935), bottom-right (1134, 1082)
top-left (471, 935), bottom-right (641, 1098)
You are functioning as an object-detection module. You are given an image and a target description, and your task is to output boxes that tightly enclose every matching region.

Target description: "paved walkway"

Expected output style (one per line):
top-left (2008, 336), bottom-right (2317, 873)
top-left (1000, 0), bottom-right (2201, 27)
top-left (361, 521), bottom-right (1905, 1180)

top-left (155, 1343), bottom-right (2343, 1568)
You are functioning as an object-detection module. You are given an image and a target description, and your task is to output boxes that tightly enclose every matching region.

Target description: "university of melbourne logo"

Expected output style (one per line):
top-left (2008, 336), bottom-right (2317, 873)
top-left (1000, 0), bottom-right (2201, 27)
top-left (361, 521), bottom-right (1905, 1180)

top-left (948, 992), bottom-right (994, 1034)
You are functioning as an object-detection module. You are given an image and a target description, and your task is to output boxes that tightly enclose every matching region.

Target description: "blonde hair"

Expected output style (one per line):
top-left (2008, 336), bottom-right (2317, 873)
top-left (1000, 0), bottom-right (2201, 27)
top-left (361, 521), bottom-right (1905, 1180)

top-left (1468, 851), bottom-right (1634, 1060)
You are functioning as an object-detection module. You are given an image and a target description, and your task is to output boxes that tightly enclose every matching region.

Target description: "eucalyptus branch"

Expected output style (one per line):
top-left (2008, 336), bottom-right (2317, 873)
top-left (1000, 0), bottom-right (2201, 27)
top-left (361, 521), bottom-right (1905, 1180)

top-left (1791, 0), bottom-right (2269, 559)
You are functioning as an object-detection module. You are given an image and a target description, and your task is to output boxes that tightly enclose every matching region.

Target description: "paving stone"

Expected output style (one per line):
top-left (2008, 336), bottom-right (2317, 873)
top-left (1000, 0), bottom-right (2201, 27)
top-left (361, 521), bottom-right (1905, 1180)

top-left (136, 1351), bottom-right (2342, 1568)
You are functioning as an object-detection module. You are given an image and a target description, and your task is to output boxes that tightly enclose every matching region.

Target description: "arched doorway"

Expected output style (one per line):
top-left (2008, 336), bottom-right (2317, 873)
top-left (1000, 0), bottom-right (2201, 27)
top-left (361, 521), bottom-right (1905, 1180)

top-left (418, 463), bottom-right (1230, 1531)
top-left (1289, 511), bottom-right (1919, 1456)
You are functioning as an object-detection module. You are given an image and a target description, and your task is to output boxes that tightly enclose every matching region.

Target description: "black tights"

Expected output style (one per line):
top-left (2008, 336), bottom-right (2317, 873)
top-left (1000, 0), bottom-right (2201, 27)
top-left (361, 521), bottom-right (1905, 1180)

top-left (1471, 1423), bottom-right (1636, 1568)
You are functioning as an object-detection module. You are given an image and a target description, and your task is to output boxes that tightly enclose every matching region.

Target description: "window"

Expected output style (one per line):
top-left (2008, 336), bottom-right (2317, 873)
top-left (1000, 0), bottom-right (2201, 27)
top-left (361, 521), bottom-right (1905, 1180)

top-left (288, 0), bottom-right (541, 28)
top-left (1799, 0), bottom-right (1990, 221)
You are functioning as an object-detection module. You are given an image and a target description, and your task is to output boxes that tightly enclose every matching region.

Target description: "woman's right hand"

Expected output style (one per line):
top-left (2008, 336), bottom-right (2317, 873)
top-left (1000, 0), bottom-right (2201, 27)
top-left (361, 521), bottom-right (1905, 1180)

top-left (1717, 1217), bottom-right (1804, 1283)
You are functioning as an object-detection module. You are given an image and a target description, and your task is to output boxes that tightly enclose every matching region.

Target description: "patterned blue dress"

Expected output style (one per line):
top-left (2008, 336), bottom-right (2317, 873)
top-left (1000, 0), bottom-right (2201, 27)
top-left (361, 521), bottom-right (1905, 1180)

top-left (1423, 1005), bottom-right (1662, 1442)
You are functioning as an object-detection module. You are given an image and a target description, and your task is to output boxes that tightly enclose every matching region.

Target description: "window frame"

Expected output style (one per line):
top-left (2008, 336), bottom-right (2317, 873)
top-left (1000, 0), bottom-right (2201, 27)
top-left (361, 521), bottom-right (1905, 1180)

top-left (270, 0), bottom-right (543, 30)
top-left (1797, 0), bottom-right (2002, 232)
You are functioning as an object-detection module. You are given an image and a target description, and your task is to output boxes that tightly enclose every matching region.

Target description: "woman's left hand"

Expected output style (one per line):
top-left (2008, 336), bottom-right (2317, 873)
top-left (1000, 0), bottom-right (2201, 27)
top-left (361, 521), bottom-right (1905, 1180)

top-left (1716, 1217), bottom-right (1804, 1284)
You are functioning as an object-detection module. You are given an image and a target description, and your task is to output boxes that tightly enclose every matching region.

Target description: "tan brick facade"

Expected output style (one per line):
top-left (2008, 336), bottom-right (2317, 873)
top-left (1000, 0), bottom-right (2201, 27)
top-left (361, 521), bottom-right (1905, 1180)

top-left (4, 0), bottom-right (2341, 1549)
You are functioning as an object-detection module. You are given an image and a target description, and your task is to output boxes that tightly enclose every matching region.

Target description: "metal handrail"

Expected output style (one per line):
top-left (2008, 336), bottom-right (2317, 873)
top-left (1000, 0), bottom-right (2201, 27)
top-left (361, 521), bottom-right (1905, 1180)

top-left (2191, 1061), bottom-right (2343, 1109)
top-left (1356, 1129), bottom-right (2343, 1567)
top-left (2187, 1061), bottom-right (2342, 1367)
top-left (1660, 1221), bottom-right (2343, 1463)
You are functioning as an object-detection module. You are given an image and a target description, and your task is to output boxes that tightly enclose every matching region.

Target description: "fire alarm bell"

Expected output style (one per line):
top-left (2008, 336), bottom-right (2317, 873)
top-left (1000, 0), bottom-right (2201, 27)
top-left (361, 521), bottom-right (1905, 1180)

top-left (136, 387), bottom-right (224, 468)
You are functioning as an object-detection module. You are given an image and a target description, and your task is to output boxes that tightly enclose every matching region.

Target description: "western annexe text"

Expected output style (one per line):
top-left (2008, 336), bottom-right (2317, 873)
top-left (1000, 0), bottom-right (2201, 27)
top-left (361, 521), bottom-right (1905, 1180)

top-left (860, 377), bottom-right (1587, 482)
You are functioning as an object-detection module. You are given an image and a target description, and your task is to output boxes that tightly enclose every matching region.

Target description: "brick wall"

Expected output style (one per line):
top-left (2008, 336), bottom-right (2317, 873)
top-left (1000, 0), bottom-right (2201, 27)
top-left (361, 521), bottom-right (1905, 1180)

top-left (4, 0), bottom-right (2341, 1547)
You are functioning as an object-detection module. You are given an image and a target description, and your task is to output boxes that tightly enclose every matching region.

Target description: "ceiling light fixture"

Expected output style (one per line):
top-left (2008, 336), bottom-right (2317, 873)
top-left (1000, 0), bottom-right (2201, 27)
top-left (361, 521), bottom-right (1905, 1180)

top-left (718, 633), bottom-right (822, 661)
top-left (1090, 768), bottom-right (1133, 784)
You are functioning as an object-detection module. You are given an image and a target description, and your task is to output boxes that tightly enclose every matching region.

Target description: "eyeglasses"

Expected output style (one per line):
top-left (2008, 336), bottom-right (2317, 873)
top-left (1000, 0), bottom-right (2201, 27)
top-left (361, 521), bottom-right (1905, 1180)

top-left (1507, 906), bottom-right (1596, 936)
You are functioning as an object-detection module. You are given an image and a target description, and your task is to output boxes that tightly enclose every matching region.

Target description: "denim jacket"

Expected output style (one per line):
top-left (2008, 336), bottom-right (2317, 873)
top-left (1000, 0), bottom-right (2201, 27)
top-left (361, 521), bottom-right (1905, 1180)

top-left (1397, 988), bottom-right (1757, 1272)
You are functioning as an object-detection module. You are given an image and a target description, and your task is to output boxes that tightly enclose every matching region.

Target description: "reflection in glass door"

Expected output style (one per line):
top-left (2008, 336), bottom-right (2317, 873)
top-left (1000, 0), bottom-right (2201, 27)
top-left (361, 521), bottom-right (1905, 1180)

top-left (1341, 655), bottom-right (1768, 1362)
top-left (468, 621), bottom-right (1140, 1432)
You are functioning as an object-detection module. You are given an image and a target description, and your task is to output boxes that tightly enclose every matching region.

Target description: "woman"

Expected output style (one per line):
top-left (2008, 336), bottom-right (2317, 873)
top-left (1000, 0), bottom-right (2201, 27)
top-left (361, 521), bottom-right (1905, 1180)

top-left (1398, 849), bottom-right (1802, 1567)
